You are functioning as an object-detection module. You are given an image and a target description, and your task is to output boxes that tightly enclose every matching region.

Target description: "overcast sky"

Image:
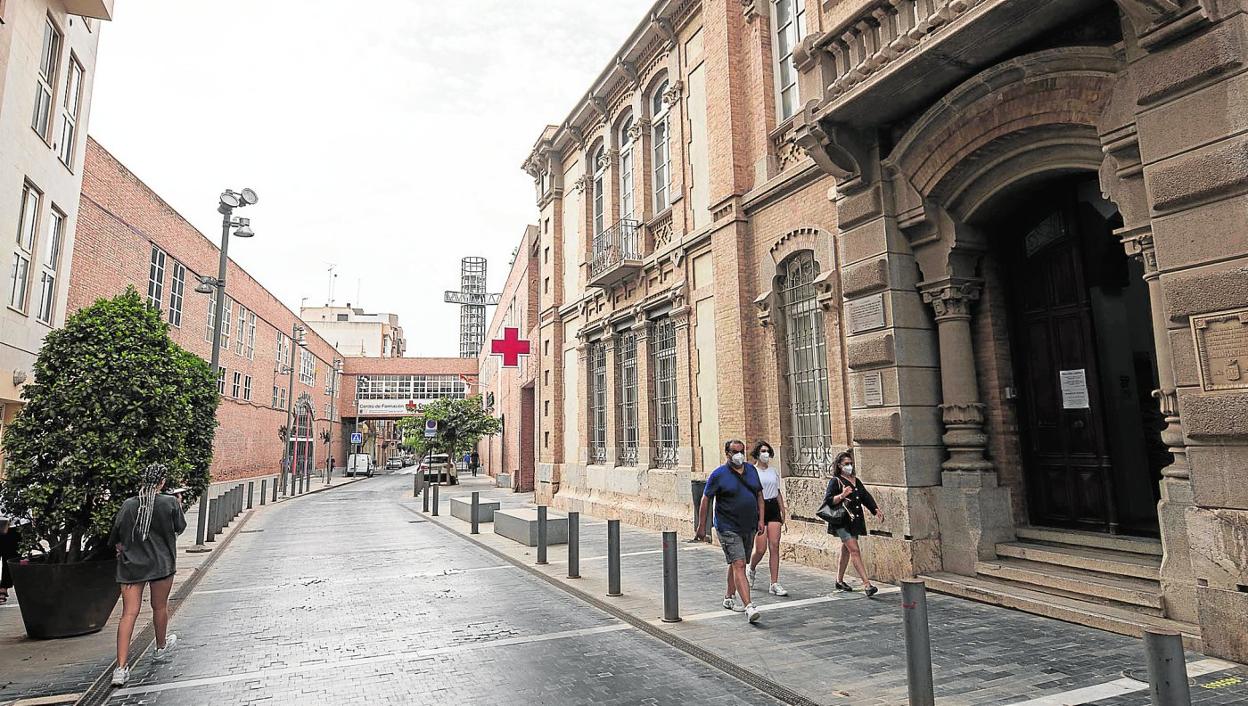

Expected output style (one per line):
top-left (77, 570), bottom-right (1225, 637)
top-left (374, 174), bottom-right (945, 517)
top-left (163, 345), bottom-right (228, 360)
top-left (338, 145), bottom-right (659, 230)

top-left (89, 0), bottom-right (654, 356)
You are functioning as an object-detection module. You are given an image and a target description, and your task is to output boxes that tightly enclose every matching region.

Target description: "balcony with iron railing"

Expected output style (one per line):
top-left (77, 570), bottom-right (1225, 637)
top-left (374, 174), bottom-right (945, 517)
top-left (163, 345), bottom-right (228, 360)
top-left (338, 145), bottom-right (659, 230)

top-left (588, 219), bottom-right (643, 289)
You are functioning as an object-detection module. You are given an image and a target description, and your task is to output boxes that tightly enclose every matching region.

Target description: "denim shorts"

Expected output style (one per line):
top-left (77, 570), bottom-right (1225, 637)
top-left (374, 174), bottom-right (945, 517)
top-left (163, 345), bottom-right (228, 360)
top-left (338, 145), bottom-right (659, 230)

top-left (716, 528), bottom-right (755, 565)
top-left (834, 526), bottom-right (859, 542)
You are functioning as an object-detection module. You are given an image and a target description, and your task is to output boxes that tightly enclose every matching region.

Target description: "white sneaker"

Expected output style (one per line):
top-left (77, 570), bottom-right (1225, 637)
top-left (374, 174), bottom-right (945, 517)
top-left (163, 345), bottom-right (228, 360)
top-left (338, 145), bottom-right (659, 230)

top-left (722, 597), bottom-right (743, 612)
top-left (746, 603), bottom-right (761, 623)
top-left (746, 566), bottom-right (757, 587)
top-left (153, 632), bottom-right (178, 661)
top-left (769, 582), bottom-right (788, 596)
top-left (111, 667), bottom-right (129, 686)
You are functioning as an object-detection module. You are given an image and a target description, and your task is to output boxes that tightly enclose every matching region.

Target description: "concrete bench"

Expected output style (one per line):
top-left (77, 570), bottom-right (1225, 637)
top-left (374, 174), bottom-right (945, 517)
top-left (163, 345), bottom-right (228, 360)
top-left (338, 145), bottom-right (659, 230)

top-left (495, 473), bottom-right (512, 489)
top-left (493, 508), bottom-right (567, 547)
top-left (449, 496), bottom-right (501, 524)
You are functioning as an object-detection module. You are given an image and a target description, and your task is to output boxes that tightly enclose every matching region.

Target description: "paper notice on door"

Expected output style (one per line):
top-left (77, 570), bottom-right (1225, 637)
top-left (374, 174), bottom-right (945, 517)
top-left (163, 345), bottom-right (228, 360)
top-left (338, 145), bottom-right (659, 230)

top-left (1059, 369), bottom-right (1090, 409)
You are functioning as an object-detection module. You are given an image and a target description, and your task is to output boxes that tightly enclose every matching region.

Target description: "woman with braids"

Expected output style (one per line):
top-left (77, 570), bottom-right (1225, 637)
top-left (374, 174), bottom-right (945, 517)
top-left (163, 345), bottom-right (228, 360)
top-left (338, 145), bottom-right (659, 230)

top-left (108, 463), bottom-right (186, 686)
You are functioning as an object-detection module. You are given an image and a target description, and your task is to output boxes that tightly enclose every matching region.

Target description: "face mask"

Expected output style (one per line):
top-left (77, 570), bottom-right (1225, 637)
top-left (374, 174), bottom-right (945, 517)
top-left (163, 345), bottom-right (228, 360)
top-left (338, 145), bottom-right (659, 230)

top-left (843, 464), bottom-right (854, 475)
top-left (730, 453), bottom-right (745, 467)
top-left (759, 452), bottom-right (771, 462)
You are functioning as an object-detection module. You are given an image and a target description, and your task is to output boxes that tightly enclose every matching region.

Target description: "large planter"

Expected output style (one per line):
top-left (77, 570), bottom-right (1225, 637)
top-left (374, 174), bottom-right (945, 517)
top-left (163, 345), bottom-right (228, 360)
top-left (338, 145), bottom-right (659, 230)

top-left (7, 557), bottom-right (120, 639)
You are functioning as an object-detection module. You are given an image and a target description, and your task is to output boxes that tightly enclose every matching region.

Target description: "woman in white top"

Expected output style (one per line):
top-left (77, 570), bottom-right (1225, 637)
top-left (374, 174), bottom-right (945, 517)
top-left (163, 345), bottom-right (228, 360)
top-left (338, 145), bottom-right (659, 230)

top-left (746, 441), bottom-right (788, 596)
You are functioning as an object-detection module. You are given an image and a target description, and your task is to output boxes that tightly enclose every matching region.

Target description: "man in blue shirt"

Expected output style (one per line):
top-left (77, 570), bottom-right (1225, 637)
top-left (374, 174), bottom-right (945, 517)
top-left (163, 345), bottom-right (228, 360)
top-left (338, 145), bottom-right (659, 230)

top-left (696, 439), bottom-right (765, 623)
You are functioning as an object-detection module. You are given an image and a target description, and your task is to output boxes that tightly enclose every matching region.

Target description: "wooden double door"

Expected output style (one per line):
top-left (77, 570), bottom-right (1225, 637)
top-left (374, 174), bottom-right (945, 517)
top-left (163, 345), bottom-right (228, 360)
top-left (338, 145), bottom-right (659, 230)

top-left (1004, 182), bottom-right (1165, 535)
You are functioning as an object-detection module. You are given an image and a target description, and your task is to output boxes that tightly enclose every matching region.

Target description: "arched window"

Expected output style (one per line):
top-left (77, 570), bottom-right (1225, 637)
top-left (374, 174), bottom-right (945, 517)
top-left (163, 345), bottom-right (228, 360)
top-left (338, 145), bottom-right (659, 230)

top-left (651, 80), bottom-right (671, 212)
top-left (619, 118), bottom-right (635, 222)
top-left (592, 145), bottom-right (607, 236)
top-left (778, 251), bottom-right (833, 474)
top-left (773, 0), bottom-right (806, 120)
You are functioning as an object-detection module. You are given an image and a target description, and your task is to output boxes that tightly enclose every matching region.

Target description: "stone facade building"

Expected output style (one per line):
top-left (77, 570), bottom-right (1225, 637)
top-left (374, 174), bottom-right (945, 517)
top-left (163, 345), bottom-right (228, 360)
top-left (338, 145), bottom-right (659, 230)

top-left (476, 226), bottom-right (539, 492)
top-left (522, 0), bottom-right (1248, 661)
top-left (0, 0), bottom-right (112, 479)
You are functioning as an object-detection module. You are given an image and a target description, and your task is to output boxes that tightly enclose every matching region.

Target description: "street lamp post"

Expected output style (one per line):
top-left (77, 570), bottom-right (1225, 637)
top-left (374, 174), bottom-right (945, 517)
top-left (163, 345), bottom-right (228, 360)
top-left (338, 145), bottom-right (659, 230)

top-left (327, 357), bottom-right (342, 484)
top-left (354, 375), bottom-right (369, 462)
top-left (190, 188), bottom-right (258, 554)
top-left (281, 323), bottom-right (307, 496)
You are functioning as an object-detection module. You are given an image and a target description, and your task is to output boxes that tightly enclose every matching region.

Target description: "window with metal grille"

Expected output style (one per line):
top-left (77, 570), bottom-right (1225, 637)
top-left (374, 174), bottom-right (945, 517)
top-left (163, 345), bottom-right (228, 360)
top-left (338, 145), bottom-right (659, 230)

top-left (651, 318), bottom-right (679, 468)
top-left (588, 341), bottom-right (608, 464)
top-left (778, 251), bottom-right (835, 475)
top-left (616, 331), bottom-right (639, 467)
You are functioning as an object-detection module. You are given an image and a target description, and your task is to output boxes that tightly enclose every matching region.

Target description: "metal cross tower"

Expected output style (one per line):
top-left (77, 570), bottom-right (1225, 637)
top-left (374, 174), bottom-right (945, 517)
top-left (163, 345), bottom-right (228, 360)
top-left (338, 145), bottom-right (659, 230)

top-left (443, 257), bottom-right (502, 358)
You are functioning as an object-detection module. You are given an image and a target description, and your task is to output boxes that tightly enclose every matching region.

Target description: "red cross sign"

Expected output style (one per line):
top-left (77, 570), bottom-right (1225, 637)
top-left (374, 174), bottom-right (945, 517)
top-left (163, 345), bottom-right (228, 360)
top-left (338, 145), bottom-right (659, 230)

top-left (490, 327), bottom-right (531, 368)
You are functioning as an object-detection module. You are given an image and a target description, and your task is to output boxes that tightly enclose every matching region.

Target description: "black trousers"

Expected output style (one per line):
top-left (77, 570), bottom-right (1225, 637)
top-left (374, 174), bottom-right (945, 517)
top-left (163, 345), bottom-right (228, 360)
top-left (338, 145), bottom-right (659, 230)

top-left (0, 526), bottom-right (18, 589)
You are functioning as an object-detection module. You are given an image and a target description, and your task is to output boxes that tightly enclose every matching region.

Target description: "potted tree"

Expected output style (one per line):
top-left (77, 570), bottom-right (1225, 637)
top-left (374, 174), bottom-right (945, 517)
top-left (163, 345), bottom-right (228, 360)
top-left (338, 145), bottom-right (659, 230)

top-left (398, 396), bottom-right (500, 484)
top-left (0, 289), bottom-right (217, 639)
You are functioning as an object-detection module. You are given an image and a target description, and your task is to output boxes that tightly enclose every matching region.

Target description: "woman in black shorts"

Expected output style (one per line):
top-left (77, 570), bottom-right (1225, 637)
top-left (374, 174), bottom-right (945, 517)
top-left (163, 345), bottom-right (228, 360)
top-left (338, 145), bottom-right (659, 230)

top-left (747, 441), bottom-right (788, 596)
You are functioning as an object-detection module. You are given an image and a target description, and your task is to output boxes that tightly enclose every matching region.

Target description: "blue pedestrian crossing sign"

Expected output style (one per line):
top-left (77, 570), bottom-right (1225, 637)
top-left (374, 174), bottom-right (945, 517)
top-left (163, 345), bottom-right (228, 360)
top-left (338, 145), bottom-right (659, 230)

top-left (424, 420), bottom-right (438, 439)
top-left (350, 432), bottom-right (363, 445)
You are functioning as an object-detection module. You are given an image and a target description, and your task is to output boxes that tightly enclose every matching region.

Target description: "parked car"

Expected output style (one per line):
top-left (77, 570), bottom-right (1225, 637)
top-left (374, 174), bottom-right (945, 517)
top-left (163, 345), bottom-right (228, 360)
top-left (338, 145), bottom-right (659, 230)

top-left (402, 453), bottom-right (415, 467)
top-left (346, 454), bottom-right (374, 478)
top-left (418, 453), bottom-right (457, 484)
top-left (385, 456), bottom-right (404, 470)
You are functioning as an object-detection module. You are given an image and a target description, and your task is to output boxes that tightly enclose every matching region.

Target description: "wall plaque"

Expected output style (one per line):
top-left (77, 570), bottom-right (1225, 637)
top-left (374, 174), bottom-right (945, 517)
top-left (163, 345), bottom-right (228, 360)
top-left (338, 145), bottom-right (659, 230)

top-left (848, 293), bottom-right (886, 334)
top-left (862, 371), bottom-right (884, 407)
top-left (1192, 307), bottom-right (1248, 391)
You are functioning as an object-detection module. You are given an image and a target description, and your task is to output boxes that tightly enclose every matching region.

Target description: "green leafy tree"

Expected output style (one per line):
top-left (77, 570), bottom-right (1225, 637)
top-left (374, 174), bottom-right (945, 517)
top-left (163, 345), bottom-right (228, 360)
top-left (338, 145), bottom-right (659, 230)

top-left (397, 396), bottom-right (500, 464)
top-left (0, 288), bottom-right (219, 562)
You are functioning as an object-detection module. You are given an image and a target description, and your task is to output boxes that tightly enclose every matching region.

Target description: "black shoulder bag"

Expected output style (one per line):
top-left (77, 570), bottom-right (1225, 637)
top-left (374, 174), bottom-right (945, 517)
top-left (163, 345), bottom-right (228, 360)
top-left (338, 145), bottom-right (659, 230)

top-left (816, 479), bottom-right (850, 526)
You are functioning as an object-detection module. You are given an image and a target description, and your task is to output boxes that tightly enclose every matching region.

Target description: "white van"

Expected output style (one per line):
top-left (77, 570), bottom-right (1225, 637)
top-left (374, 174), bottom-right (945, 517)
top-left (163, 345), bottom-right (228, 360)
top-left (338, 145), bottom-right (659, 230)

top-left (346, 454), bottom-right (374, 478)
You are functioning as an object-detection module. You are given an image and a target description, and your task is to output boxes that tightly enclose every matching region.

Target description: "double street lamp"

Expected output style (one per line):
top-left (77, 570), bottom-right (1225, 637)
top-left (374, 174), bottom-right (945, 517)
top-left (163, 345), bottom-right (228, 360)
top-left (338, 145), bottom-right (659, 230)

top-left (279, 323), bottom-right (307, 495)
top-left (190, 188), bottom-right (259, 553)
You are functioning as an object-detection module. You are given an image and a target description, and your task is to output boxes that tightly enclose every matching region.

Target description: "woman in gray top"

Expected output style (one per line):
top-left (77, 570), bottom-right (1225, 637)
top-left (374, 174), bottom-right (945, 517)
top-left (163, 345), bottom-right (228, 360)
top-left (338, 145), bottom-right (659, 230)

top-left (107, 463), bottom-right (186, 686)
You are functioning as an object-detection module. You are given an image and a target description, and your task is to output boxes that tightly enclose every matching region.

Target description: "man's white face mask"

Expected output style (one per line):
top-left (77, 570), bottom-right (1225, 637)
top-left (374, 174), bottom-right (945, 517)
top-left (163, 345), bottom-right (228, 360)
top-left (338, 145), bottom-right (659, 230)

top-left (730, 452), bottom-right (745, 467)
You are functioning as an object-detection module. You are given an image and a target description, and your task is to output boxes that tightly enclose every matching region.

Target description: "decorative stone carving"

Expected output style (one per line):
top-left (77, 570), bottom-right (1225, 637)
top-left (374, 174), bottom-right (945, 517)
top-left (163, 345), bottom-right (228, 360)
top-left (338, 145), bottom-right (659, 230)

top-left (791, 110), bottom-right (875, 192)
top-left (754, 291), bottom-right (772, 328)
top-left (1113, 0), bottom-right (1208, 45)
top-left (599, 149), bottom-right (619, 170)
top-left (617, 58), bottom-right (640, 87)
top-left (651, 215), bottom-right (674, 248)
top-left (651, 13), bottom-right (677, 49)
top-left (741, 0), bottom-right (759, 22)
top-left (919, 278), bottom-right (982, 322)
top-left (813, 270), bottom-right (838, 312)
top-left (589, 93), bottom-right (610, 123)
top-left (662, 80), bottom-right (684, 107)
top-left (775, 135), bottom-right (809, 171)
top-left (572, 175), bottom-right (588, 194)
top-left (627, 117), bottom-right (651, 141)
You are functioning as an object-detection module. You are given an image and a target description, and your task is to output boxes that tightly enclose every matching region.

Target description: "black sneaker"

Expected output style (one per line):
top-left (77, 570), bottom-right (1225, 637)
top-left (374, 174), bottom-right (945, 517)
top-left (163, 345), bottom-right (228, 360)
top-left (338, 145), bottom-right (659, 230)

top-left (865, 585), bottom-right (879, 598)
top-left (835, 581), bottom-right (853, 592)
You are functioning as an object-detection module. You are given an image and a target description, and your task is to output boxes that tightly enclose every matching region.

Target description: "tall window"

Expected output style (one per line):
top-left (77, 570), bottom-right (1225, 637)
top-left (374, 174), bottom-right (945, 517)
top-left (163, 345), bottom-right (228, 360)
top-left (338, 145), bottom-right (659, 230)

top-left (243, 375), bottom-right (253, 401)
top-left (272, 385), bottom-right (280, 408)
top-left (168, 261), bottom-right (185, 326)
top-left (652, 81), bottom-right (672, 212)
top-left (774, 0), bottom-right (807, 120)
top-left (205, 290), bottom-right (217, 342)
top-left (231, 371), bottom-right (242, 398)
top-left (35, 208), bottom-right (63, 323)
top-left (592, 146), bottom-right (606, 236)
top-left (234, 305), bottom-right (247, 356)
top-left (59, 57), bottom-right (83, 166)
top-left (616, 331), bottom-right (639, 467)
top-left (778, 251), bottom-right (834, 474)
top-left (220, 296), bottom-right (233, 351)
top-left (588, 342), bottom-right (607, 464)
top-left (276, 331), bottom-right (290, 368)
top-left (32, 18), bottom-right (61, 140)
top-left (651, 317), bottom-right (679, 468)
top-left (217, 367), bottom-right (226, 395)
top-left (299, 347), bottom-right (315, 385)
top-left (619, 119), bottom-right (635, 222)
top-left (10, 182), bottom-right (40, 312)
top-left (246, 311), bottom-right (256, 359)
top-left (147, 246), bottom-right (166, 309)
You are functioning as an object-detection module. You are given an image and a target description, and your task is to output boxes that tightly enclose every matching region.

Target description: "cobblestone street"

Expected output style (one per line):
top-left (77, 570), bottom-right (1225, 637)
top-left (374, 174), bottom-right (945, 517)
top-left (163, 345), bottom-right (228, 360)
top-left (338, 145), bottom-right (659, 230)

top-left (61, 473), bottom-right (1242, 706)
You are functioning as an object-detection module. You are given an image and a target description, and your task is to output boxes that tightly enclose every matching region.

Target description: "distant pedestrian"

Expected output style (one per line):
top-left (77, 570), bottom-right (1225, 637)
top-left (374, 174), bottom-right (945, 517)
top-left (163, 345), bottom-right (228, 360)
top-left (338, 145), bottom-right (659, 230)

top-left (0, 510), bottom-right (21, 605)
top-left (823, 450), bottom-right (883, 597)
top-left (696, 439), bottom-right (765, 623)
top-left (747, 441), bottom-right (788, 597)
top-left (109, 463), bottom-right (187, 686)
top-left (470, 451), bottom-right (480, 477)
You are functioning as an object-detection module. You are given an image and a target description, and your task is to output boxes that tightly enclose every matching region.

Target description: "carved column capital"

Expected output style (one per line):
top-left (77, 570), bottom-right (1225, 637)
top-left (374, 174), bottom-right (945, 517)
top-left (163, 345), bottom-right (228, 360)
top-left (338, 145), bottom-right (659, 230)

top-left (669, 305), bottom-right (691, 330)
top-left (741, 0), bottom-right (759, 22)
top-left (662, 80), bottom-right (684, 107)
top-left (627, 117), bottom-right (650, 141)
top-left (572, 175), bottom-right (588, 194)
top-left (1119, 227), bottom-right (1159, 278)
top-left (754, 290), bottom-right (773, 328)
top-left (919, 277), bottom-right (983, 323)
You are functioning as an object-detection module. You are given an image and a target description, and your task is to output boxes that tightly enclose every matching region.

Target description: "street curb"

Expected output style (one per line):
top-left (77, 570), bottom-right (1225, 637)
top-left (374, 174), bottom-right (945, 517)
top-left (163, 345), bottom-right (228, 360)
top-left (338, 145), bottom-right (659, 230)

top-left (73, 476), bottom-right (364, 706)
top-left (399, 499), bottom-right (821, 706)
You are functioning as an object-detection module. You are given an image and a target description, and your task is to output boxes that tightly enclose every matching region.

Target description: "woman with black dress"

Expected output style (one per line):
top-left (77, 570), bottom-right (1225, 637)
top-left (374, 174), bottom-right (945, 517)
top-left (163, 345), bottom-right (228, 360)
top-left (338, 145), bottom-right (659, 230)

top-left (108, 463), bottom-right (186, 686)
top-left (824, 450), bottom-right (883, 597)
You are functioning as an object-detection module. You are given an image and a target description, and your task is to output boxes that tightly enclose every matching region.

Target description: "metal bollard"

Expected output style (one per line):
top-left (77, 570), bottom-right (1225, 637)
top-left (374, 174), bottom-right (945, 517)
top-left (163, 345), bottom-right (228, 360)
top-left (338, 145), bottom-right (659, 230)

top-left (205, 498), bottom-right (217, 542)
top-left (247, 481), bottom-right (254, 510)
top-left (432, 484), bottom-right (439, 516)
top-left (413, 473), bottom-right (420, 498)
top-left (422, 479), bottom-right (430, 512)
top-left (232, 487), bottom-right (240, 518)
top-left (607, 519), bottom-right (622, 596)
top-left (567, 512), bottom-right (580, 579)
top-left (296, 472), bottom-right (303, 495)
top-left (662, 531), bottom-right (681, 622)
top-left (272, 476), bottom-right (278, 503)
top-left (1145, 630), bottom-right (1191, 706)
top-left (236, 485), bottom-right (243, 515)
top-left (537, 506), bottom-right (549, 565)
top-left (471, 492), bottom-right (480, 535)
top-left (901, 579), bottom-right (935, 706)
top-left (260, 479), bottom-right (267, 506)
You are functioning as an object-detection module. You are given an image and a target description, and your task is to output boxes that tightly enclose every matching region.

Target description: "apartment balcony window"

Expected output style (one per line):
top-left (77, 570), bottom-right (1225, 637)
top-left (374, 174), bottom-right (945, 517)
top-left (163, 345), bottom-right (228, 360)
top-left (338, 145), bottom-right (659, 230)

top-left (588, 218), bottom-right (642, 288)
top-left (616, 331), bottom-right (639, 467)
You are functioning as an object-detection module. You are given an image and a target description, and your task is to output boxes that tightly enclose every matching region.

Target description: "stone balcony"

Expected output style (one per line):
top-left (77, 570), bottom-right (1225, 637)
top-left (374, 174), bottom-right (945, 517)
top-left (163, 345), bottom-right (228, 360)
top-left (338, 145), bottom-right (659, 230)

top-left (797, 0), bottom-right (1094, 126)
top-left (588, 218), bottom-right (643, 289)
top-left (64, 0), bottom-right (114, 20)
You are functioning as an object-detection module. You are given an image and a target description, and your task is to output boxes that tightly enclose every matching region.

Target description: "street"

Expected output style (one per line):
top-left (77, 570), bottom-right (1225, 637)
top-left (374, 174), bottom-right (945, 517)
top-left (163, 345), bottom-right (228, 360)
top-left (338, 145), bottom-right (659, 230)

top-left (104, 474), bottom-right (779, 705)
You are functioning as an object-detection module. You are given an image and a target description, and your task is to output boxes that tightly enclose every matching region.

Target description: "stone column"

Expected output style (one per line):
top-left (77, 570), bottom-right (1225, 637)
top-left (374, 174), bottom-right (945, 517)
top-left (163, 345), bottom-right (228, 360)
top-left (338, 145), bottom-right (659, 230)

top-left (602, 335), bottom-right (619, 468)
top-left (671, 305), bottom-right (695, 469)
top-left (632, 314), bottom-right (654, 469)
top-left (1121, 226), bottom-right (1198, 624)
top-left (575, 341), bottom-right (590, 467)
top-left (920, 276), bottom-right (1016, 575)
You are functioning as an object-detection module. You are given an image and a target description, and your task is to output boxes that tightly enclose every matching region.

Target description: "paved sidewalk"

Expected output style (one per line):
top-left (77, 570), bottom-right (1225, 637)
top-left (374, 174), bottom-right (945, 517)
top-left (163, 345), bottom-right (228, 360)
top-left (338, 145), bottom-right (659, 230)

top-left (425, 478), bottom-right (1248, 706)
top-left (0, 473), bottom-right (362, 706)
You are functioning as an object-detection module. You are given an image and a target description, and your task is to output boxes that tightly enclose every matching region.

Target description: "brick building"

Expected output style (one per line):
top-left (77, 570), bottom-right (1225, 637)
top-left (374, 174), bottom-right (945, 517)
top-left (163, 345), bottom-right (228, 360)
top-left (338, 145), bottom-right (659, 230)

top-left (518, 0), bottom-right (1248, 662)
top-left (476, 226), bottom-right (539, 491)
top-left (0, 0), bottom-right (112, 479)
